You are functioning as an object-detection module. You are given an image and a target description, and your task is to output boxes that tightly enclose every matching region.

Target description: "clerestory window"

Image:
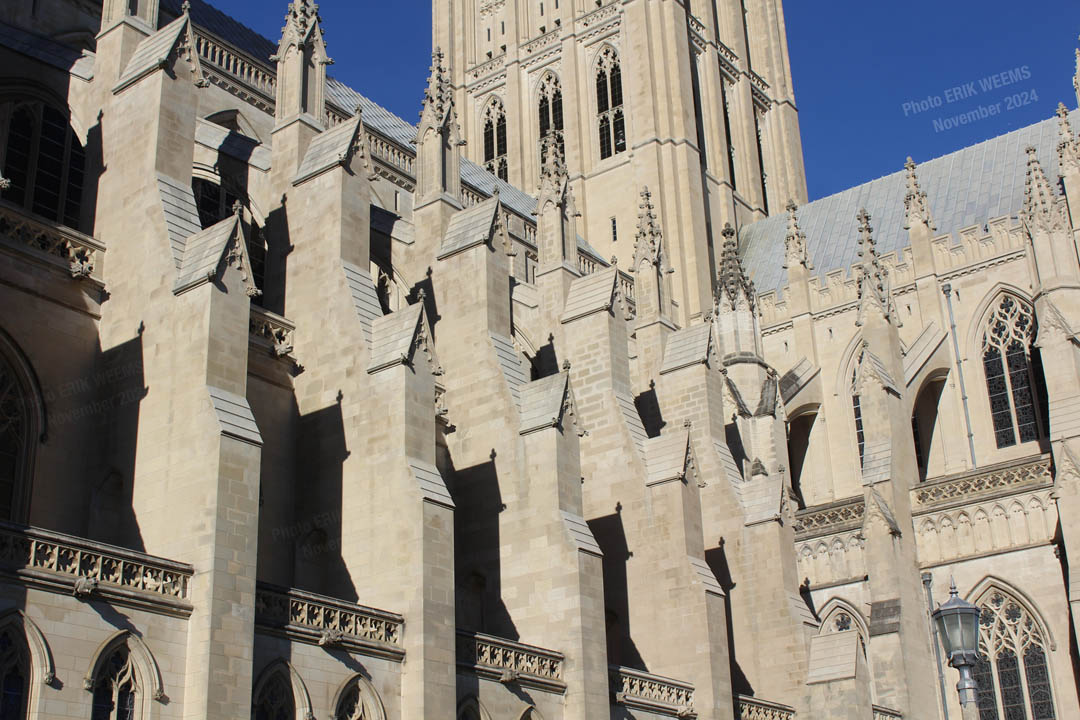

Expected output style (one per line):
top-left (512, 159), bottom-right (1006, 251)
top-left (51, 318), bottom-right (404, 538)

top-left (595, 47), bottom-right (626, 160)
top-left (0, 98), bottom-right (86, 231)
top-left (981, 295), bottom-right (1046, 449)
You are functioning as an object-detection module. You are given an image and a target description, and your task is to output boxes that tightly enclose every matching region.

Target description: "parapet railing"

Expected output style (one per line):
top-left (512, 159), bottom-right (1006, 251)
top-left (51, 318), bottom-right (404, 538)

top-left (0, 201), bottom-right (104, 281)
top-left (0, 521), bottom-right (192, 605)
top-left (255, 583), bottom-right (405, 661)
top-left (736, 695), bottom-right (796, 720)
top-left (193, 30), bottom-right (276, 101)
top-left (611, 665), bottom-right (696, 717)
top-left (912, 455), bottom-right (1051, 509)
top-left (792, 496), bottom-right (866, 540)
top-left (873, 705), bottom-right (903, 719)
top-left (457, 631), bottom-right (566, 693)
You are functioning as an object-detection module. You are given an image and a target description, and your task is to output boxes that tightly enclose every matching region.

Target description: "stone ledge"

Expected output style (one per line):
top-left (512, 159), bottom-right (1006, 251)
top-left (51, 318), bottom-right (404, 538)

top-left (457, 631), bottom-right (566, 695)
top-left (912, 454), bottom-right (1051, 511)
top-left (736, 694), bottom-right (796, 720)
top-left (610, 665), bottom-right (696, 718)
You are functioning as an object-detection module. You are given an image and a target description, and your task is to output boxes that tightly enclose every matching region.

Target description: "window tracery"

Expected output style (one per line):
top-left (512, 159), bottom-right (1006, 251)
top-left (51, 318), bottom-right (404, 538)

top-left (482, 97), bottom-right (508, 181)
top-left (0, 339), bottom-right (36, 524)
top-left (595, 47), bottom-right (625, 160)
top-left (253, 668), bottom-right (295, 720)
top-left (0, 98), bottom-right (86, 231)
top-left (974, 587), bottom-right (1057, 720)
top-left (90, 645), bottom-right (137, 720)
top-left (334, 677), bottom-right (384, 720)
top-left (537, 74), bottom-right (564, 172)
top-left (981, 296), bottom-right (1044, 449)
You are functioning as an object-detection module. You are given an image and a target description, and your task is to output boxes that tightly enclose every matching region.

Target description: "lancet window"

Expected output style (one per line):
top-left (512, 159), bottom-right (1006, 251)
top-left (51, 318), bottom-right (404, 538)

top-left (0, 626), bottom-right (28, 719)
top-left (981, 296), bottom-right (1045, 449)
top-left (596, 48), bottom-right (626, 160)
top-left (537, 74), bottom-right (564, 170)
top-left (253, 668), bottom-right (295, 720)
top-left (483, 97), bottom-right (508, 181)
top-left (90, 645), bottom-right (137, 720)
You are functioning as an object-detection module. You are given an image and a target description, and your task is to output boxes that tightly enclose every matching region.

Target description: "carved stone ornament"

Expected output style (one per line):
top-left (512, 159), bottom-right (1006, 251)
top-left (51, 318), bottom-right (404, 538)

top-left (73, 576), bottom-right (99, 598)
top-left (902, 157), bottom-right (935, 230)
top-left (854, 209), bottom-right (899, 328)
top-left (783, 199), bottom-right (810, 270)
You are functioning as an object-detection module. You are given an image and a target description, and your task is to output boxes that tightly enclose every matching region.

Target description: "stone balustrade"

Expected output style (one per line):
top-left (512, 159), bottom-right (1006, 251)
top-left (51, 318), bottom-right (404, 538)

top-left (522, 28), bottom-right (561, 56)
top-left (365, 130), bottom-right (415, 177)
top-left (249, 305), bottom-right (296, 359)
top-left (0, 201), bottom-right (103, 281)
top-left (873, 706), bottom-right (903, 719)
top-left (793, 496), bottom-right (865, 540)
top-left (611, 666), bottom-right (696, 717)
top-left (193, 30), bottom-right (276, 109)
top-left (467, 53), bottom-right (506, 82)
top-left (736, 695), bottom-right (796, 720)
top-left (255, 584), bottom-right (405, 661)
top-left (912, 455), bottom-right (1051, 507)
top-left (457, 631), bottom-right (565, 693)
top-left (576, 1), bottom-right (619, 30)
top-left (0, 522), bottom-right (192, 606)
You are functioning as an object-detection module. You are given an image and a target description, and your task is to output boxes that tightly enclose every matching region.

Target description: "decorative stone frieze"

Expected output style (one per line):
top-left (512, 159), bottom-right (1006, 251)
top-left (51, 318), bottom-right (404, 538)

top-left (255, 584), bottom-right (405, 661)
top-left (457, 631), bottom-right (566, 693)
top-left (736, 695), bottom-right (797, 720)
top-left (611, 666), bottom-right (696, 718)
top-left (0, 201), bottom-right (103, 281)
top-left (912, 456), bottom-right (1051, 508)
top-left (0, 522), bottom-right (192, 606)
top-left (522, 28), bottom-right (561, 57)
top-left (793, 496), bottom-right (865, 539)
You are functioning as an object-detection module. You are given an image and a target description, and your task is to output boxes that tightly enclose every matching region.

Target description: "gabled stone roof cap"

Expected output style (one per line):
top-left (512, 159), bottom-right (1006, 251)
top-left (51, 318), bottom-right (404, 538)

top-left (860, 439), bottom-right (892, 485)
top-left (292, 114), bottom-right (363, 185)
top-left (519, 372), bottom-right (569, 435)
top-left (209, 385), bottom-right (261, 445)
top-left (560, 267), bottom-right (619, 323)
top-left (367, 302), bottom-right (424, 373)
top-left (158, 174), bottom-right (202, 270)
top-left (115, 14), bottom-right (191, 91)
top-left (807, 631), bottom-right (860, 684)
top-left (660, 323), bottom-right (713, 374)
top-left (342, 261), bottom-right (381, 347)
top-left (173, 213), bottom-right (244, 293)
top-left (643, 429), bottom-right (691, 486)
top-left (439, 198), bottom-right (499, 259)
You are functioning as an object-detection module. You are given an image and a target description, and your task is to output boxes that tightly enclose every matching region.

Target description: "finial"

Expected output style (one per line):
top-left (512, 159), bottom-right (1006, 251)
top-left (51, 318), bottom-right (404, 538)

top-left (903, 156), bottom-right (935, 231)
top-left (783, 199), bottom-right (809, 270)
top-left (562, 359), bottom-right (572, 371)
top-left (417, 287), bottom-right (427, 301)
top-left (232, 199), bottom-right (244, 217)
top-left (633, 186), bottom-right (663, 270)
top-left (181, 0), bottom-right (191, 14)
top-left (1023, 145), bottom-right (1065, 235)
top-left (1058, 103), bottom-right (1080, 176)
top-left (854, 209), bottom-right (897, 328)
top-left (683, 419), bottom-right (693, 428)
top-left (948, 576), bottom-right (959, 598)
top-left (610, 255), bottom-right (618, 266)
top-left (716, 222), bottom-right (755, 312)
top-left (540, 132), bottom-right (567, 184)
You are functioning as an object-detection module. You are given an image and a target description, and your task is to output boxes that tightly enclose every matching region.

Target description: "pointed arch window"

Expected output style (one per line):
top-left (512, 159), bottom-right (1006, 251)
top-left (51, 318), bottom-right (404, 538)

top-left (0, 626), bottom-right (28, 719)
top-left (253, 668), bottom-right (295, 720)
top-left (596, 48), bottom-right (626, 160)
top-left (192, 177), bottom-right (266, 304)
top-left (90, 645), bottom-right (137, 720)
top-left (981, 296), bottom-right (1046, 449)
top-left (482, 98), bottom-right (508, 181)
top-left (973, 588), bottom-right (1058, 720)
top-left (334, 676), bottom-right (385, 720)
top-left (537, 74), bottom-right (564, 170)
top-left (851, 361), bottom-right (865, 466)
top-left (0, 98), bottom-right (86, 231)
top-left (0, 335), bottom-right (39, 524)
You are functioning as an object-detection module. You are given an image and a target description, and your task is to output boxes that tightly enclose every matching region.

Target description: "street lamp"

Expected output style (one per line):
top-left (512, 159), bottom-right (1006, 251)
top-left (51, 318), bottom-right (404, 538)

top-left (932, 578), bottom-right (982, 719)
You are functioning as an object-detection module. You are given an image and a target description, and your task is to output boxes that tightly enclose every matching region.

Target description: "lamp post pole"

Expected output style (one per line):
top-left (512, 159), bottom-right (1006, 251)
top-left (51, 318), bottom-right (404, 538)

top-left (931, 578), bottom-right (982, 720)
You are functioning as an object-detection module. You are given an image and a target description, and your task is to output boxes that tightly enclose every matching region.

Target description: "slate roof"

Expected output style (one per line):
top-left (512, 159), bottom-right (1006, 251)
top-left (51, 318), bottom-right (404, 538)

top-left (519, 372), bottom-right (569, 435)
top-left (561, 267), bottom-right (619, 323)
top-left (158, 174), bottom-right (203, 269)
top-left (0, 19), bottom-right (94, 81)
top-left (439, 198), bottom-right (498, 259)
top-left (660, 323), bottom-right (713, 374)
top-left (742, 108), bottom-right (1080, 295)
top-left (116, 14), bottom-right (191, 90)
top-left (293, 113), bottom-right (363, 185)
top-left (174, 213), bottom-right (243, 293)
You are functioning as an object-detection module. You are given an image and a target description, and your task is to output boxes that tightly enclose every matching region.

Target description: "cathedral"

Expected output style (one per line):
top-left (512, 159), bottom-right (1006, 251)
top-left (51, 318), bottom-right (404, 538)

top-left (0, 0), bottom-right (1078, 718)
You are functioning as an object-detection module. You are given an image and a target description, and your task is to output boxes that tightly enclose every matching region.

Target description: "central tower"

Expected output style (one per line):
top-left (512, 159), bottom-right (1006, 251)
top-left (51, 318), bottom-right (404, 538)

top-left (433, 0), bottom-right (807, 324)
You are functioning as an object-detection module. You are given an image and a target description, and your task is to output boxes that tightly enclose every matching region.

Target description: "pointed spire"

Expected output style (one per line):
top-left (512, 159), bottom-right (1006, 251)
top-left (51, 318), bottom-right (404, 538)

top-left (633, 187), bottom-right (664, 270)
top-left (717, 223), bottom-right (755, 312)
top-left (282, 0), bottom-right (320, 41)
top-left (419, 47), bottom-right (455, 130)
top-left (181, 0), bottom-right (191, 14)
top-left (783, 200), bottom-right (810, 270)
top-left (272, 0), bottom-right (329, 123)
top-left (539, 131), bottom-right (567, 189)
top-left (1023, 146), bottom-right (1066, 235)
top-left (854, 209), bottom-right (896, 327)
top-left (1058, 103), bottom-right (1080, 177)
top-left (903, 157), bottom-right (935, 231)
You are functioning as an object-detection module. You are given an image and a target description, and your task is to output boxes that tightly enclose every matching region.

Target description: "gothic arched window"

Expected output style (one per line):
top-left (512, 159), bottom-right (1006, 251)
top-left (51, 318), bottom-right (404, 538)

top-left (90, 645), bottom-right (137, 720)
top-left (981, 296), bottom-right (1045, 449)
top-left (851, 362), bottom-right (865, 467)
top-left (191, 177), bottom-right (266, 304)
top-left (537, 74), bottom-right (564, 170)
top-left (482, 98), bottom-right (508, 181)
top-left (596, 48), bottom-right (626, 160)
top-left (0, 97), bottom-right (86, 231)
top-left (0, 334), bottom-right (39, 524)
top-left (974, 588), bottom-right (1057, 720)
top-left (253, 668), bottom-right (295, 720)
top-left (0, 626), bottom-right (29, 719)
top-left (334, 676), bottom-right (385, 720)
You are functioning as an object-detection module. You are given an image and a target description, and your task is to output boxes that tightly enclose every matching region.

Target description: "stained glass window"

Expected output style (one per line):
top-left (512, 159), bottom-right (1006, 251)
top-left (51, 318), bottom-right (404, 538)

top-left (253, 669), bottom-right (294, 720)
top-left (596, 48), bottom-right (626, 160)
top-left (91, 645), bottom-right (137, 720)
top-left (0, 100), bottom-right (86, 231)
top-left (335, 677), bottom-right (383, 720)
top-left (0, 355), bottom-right (30, 523)
top-left (973, 588), bottom-right (1057, 720)
top-left (981, 296), bottom-right (1045, 449)
top-left (0, 627), bottom-right (28, 720)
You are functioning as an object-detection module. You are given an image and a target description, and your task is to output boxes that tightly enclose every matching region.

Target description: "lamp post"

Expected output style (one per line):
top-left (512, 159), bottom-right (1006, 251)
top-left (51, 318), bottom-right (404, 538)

top-left (931, 578), bottom-right (982, 720)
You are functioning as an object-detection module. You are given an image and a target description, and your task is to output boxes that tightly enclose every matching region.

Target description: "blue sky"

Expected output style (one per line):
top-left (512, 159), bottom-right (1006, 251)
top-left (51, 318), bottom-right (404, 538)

top-left (211, 0), bottom-right (1079, 200)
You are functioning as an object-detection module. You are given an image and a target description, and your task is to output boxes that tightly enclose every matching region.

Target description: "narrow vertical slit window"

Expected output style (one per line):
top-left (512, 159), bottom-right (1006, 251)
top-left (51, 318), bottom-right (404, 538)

top-left (720, 78), bottom-right (737, 192)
